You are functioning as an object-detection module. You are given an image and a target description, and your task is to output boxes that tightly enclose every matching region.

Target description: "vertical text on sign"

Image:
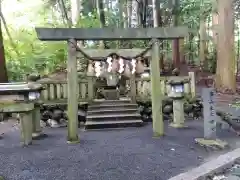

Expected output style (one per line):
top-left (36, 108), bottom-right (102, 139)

top-left (202, 88), bottom-right (217, 139)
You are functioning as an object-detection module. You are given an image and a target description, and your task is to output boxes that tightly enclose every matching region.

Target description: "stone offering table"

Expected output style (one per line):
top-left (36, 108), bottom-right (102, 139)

top-left (0, 82), bottom-right (44, 146)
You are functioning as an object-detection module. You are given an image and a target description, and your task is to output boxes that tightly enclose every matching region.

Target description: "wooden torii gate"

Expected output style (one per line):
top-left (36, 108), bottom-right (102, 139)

top-left (35, 27), bottom-right (188, 143)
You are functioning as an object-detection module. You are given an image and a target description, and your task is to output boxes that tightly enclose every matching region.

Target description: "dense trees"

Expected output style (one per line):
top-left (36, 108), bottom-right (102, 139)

top-left (0, 0), bottom-right (238, 92)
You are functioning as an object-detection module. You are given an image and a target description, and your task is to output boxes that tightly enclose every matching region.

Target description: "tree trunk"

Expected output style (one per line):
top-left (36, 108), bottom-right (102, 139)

top-left (127, 0), bottom-right (132, 27)
top-left (118, 0), bottom-right (124, 28)
top-left (70, 0), bottom-right (86, 73)
top-left (138, 0), bottom-right (148, 27)
top-left (132, 0), bottom-right (140, 26)
top-left (71, 0), bottom-right (82, 26)
top-left (0, 1), bottom-right (8, 82)
top-left (199, 16), bottom-right (207, 70)
top-left (216, 0), bottom-right (236, 92)
top-left (212, 13), bottom-right (218, 45)
top-left (105, 0), bottom-right (109, 11)
top-left (96, 0), bottom-right (106, 48)
top-left (212, 0), bottom-right (218, 45)
top-left (109, 0), bottom-right (114, 9)
top-left (122, 0), bottom-right (131, 48)
top-left (152, 0), bottom-right (159, 26)
top-left (71, 0), bottom-right (83, 48)
top-left (123, 0), bottom-right (128, 28)
top-left (172, 0), bottom-right (180, 69)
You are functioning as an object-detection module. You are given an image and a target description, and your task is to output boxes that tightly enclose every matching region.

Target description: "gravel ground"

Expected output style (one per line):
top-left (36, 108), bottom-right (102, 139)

top-left (0, 121), bottom-right (239, 180)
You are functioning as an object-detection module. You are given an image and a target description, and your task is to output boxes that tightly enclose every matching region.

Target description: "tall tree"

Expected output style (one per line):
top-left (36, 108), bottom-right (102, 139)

top-left (138, 0), bottom-right (148, 27)
top-left (96, 0), bottom-right (106, 48)
top-left (127, 0), bottom-right (132, 27)
top-left (71, 0), bottom-right (84, 46)
top-left (212, 0), bottom-right (218, 45)
top-left (216, 0), bottom-right (236, 92)
top-left (199, 14), bottom-right (207, 70)
top-left (172, 0), bottom-right (180, 69)
top-left (0, 0), bottom-right (8, 82)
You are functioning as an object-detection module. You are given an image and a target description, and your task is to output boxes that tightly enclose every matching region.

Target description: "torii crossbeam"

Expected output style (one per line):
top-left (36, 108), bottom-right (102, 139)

top-left (35, 27), bottom-right (188, 142)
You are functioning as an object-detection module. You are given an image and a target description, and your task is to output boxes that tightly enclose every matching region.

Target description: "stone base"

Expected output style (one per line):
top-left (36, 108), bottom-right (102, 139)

top-left (32, 132), bottom-right (48, 140)
top-left (195, 138), bottom-right (228, 149)
top-left (67, 139), bottom-right (80, 144)
top-left (152, 132), bottom-right (164, 138)
top-left (21, 141), bottom-right (33, 147)
top-left (169, 123), bottom-right (187, 128)
top-left (103, 89), bottom-right (119, 100)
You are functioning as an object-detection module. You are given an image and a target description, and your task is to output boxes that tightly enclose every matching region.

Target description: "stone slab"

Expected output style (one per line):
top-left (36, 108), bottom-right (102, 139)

top-left (168, 148), bottom-right (240, 180)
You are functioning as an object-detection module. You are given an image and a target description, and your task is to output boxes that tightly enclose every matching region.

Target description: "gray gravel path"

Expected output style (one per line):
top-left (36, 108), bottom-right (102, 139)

top-left (0, 121), bottom-right (239, 180)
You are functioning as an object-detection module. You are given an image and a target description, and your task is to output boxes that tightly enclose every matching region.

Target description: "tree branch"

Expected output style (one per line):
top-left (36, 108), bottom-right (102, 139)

top-left (57, 0), bottom-right (72, 28)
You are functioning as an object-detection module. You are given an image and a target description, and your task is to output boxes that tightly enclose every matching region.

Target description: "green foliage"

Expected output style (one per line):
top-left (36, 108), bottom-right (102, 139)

top-left (4, 26), bottom-right (67, 81)
top-left (3, 0), bottom-right (238, 81)
top-left (3, 6), bottom-right (102, 81)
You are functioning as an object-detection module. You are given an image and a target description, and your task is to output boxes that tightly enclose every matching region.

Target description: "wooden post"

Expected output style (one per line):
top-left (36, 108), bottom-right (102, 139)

top-left (67, 39), bottom-right (79, 143)
top-left (150, 39), bottom-right (164, 137)
top-left (173, 39), bottom-right (180, 68)
top-left (179, 39), bottom-right (185, 63)
top-left (188, 71), bottom-right (196, 98)
top-left (130, 75), bottom-right (136, 103)
top-left (20, 111), bottom-right (33, 146)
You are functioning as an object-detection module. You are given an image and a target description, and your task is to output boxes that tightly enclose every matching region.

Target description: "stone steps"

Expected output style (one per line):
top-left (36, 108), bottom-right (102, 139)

top-left (91, 99), bottom-right (131, 105)
top-left (87, 113), bottom-right (141, 120)
top-left (88, 103), bottom-right (138, 111)
top-left (87, 108), bottom-right (138, 115)
top-left (85, 99), bottom-right (143, 130)
top-left (85, 119), bottom-right (143, 130)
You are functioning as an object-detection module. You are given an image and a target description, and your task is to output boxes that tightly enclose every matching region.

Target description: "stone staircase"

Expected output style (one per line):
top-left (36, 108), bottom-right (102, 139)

top-left (85, 98), bottom-right (144, 130)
